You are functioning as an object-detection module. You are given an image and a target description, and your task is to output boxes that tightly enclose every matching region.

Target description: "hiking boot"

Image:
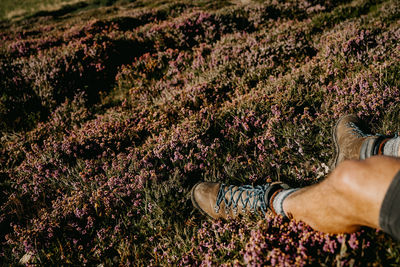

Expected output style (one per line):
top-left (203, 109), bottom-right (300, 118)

top-left (331, 114), bottom-right (380, 169)
top-left (191, 182), bottom-right (289, 219)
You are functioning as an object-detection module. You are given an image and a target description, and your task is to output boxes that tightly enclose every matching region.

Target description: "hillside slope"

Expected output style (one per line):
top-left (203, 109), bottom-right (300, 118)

top-left (1, 0), bottom-right (400, 265)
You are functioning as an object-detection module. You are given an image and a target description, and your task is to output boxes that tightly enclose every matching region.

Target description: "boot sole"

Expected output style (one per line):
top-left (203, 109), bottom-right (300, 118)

top-left (331, 116), bottom-right (341, 171)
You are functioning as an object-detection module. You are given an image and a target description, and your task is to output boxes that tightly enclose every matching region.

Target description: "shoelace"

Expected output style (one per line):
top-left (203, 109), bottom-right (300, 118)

top-left (349, 122), bottom-right (397, 138)
top-left (214, 184), bottom-right (269, 216)
top-left (348, 122), bottom-right (372, 137)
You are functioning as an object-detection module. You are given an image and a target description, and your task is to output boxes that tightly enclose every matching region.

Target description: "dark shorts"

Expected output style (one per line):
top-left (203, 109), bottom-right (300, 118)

top-left (379, 171), bottom-right (400, 240)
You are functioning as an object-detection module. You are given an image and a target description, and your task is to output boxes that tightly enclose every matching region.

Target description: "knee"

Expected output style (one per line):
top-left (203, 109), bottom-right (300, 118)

top-left (330, 156), bottom-right (400, 194)
top-left (328, 160), bottom-right (365, 196)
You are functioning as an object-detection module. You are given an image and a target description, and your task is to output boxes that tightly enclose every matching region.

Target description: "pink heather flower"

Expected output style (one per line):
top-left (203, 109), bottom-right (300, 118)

top-left (348, 234), bottom-right (359, 250)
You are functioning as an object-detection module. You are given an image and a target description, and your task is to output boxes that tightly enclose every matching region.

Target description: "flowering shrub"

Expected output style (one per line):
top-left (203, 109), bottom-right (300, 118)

top-left (1, 0), bottom-right (400, 265)
top-left (154, 217), bottom-right (381, 266)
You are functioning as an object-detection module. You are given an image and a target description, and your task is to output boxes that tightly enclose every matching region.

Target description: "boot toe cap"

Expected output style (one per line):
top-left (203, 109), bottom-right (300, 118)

top-left (191, 182), bottom-right (220, 219)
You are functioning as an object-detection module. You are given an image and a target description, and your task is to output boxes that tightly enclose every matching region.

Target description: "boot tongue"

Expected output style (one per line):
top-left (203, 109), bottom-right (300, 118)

top-left (215, 184), bottom-right (270, 216)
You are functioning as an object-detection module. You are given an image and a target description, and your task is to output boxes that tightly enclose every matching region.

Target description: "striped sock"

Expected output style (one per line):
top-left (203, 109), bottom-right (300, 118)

top-left (360, 136), bottom-right (400, 159)
top-left (271, 188), bottom-right (300, 217)
top-left (383, 136), bottom-right (400, 157)
top-left (360, 137), bottom-right (378, 160)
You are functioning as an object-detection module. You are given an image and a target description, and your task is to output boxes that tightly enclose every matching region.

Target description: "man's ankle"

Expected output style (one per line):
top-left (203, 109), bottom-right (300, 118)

top-left (270, 188), bottom-right (300, 218)
top-left (361, 135), bottom-right (400, 159)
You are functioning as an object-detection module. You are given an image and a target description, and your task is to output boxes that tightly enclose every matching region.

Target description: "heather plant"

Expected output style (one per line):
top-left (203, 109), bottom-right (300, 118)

top-left (1, 0), bottom-right (400, 265)
top-left (0, 57), bottom-right (45, 134)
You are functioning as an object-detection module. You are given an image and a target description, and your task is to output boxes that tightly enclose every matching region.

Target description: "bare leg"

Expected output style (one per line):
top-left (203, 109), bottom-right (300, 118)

top-left (283, 156), bottom-right (400, 233)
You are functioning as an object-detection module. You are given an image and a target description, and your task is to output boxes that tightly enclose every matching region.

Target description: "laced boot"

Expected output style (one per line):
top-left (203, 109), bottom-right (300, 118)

top-left (331, 114), bottom-right (388, 169)
top-left (191, 182), bottom-right (289, 219)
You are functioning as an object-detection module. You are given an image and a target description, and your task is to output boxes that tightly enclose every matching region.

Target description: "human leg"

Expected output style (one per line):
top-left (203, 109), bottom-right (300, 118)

top-left (283, 156), bottom-right (400, 234)
top-left (192, 156), bottom-right (400, 237)
top-left (191, 114), bottom-right (400, 237)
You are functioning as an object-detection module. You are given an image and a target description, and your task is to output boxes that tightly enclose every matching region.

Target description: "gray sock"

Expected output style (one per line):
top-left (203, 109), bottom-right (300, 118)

top-left (383, 137), bottom-right (400, 157)
top-left (360, 137), bottom-right (378, 160)
top-left (272, 188), bottom-right (300, 217)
